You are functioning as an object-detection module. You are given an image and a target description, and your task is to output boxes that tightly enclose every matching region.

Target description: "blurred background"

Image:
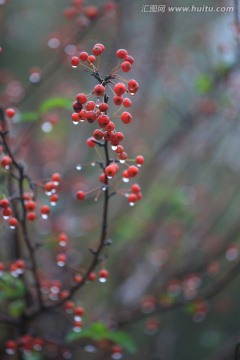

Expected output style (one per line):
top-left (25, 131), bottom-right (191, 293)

top-left (0, 0), bottom-right (240, 359)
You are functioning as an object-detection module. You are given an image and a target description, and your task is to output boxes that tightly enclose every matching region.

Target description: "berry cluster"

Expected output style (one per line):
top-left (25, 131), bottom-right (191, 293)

top-left (5, 336), bottom-right (44, 355)
top-left (71, 43), bottom-right (143, 206)
top-left (64, 0), bottom-right (116, 20)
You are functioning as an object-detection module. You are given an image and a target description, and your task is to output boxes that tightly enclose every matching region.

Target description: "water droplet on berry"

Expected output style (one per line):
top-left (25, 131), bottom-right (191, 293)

top-left (73, 326), bottom-right (82, 333)
top-left (129, 92), bottom-right (135, 96)
top-left (137, 164), bottom-right (142, 168)
top-left (107, 176), bottom-right (113, 179)
top-left (79, 119), bottom-right (84, 123)
top-left (76, 164), bottom-right (82, 171)
top-left (74, 315), bottom-right (82, 322)
top-left (112, 353), bottom-right (122, 360)
top-left (9, 225), bottom-right (16, 230)
top-left (72, 65), bottom-right (78, 69)
top-left (6, 349), bottom-right (16, 355)
top-left (122, 177), bottom-right (129, 183)
top-left (102, 186), bottom-right (107, 191)
top-left (72, 120), bottom-right (79, 125)
top-left (41, 214), bottom-right (48, 220)
top-left (129, 202), bottom-right (135, 207)
top-left (99, 277), bottom-right (107, 283)
top-left (120, 159), bottom-right (125, 164)
top-left (111, 145), bottom-right (117, 150)
top-left (59, 240), bottom-right (67, 247)
top-left (3, 215), bottom-right (9, 220)
top-left (45, 191), bottom-right (52, 196)
top-left (91, 162), bottom-right (96, 167)
top-left (41, 122), bottom-right (53, 133)
top-left (84, 345), bottom-right (96, 353)
top-left (57, 260), bottom-right (65, 267)
top-left (50, 201), bottom-right (57, 206)
top-left (4, 165), bottom-right (10, 170)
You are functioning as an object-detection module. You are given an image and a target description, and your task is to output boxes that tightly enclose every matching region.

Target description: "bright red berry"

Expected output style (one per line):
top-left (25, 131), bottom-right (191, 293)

top-left (136, 155), bottom-right (144, 166)
top-left (113, 95), bottom-right (123, 105)
top-left (128, 79), bottom-right (139, 94)
top-left (116, 48), bottom-right (128, 58)
top-left (123, 97), bottom-right (131, 107)
top-left (121, 111), bottom-right (132, 124)
top-left (25, 200), bottom-right (36, 212)
top-left (114, 83), bottom-right (126, 96)
top-left (79, 51), bottom-right (88, 61)
top-left (85, 101), bottom-right (96, 111)
top-left (88, 272), bottom-right (96, 281)
top-left (76, 191), bottom-right (85, 200)
top-left (41, 205), bottom-right (50, 218)
top-left (56, 253), bottom-right (66, 266)
top-left (128, 193), bottom-right (137, 205)
top-left (74, 306), bottom-right (84, 316)
top-left (52, 173), bottom-right (61, 184)
top-left (92, 44), bottom-right (104, 56)
top-left (87, 55), bottom-right (96, 64)
top-left (5, 108), bottom-right (15, 118)
top-left (76, 93), bottom-right (87, 103)
top-left (71, 56), bottom-right (79, 68)
top-left (131, 183), bottom-right (141, 194)
top-left (121, 61), bottom-right (131, 72)
top-left (86, 137), bottom-right (96, 147)
top-left (27, 212), bottom-right (36, 221)
top-left (1, 155), bottom-right (12, 169)
top-left (98, 114), bottom-right (110, 128)
top-left (98, 269), bottom-right (109, 282)
top-left (93, 84), bottom-right (105, 96)
top-left (99, 103), bottom-right (108, 112)
top-left (105, 164), bottom-right (117, 178)
top-left (125, 55), bottom-right (134, 64)
top-left (9, 217), bottom-right (18, 229)
top-left (93, 129), bottom-right (103, 140)
top-left (127, 165), bottom-right (139, 177)
top-left (0, 198), bottom-right (9, 209)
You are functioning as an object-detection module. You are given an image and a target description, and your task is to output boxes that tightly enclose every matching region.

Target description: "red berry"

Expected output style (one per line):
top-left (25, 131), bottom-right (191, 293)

top-left (41, 205), bottom-right (50, 217)
top-left (98, 114), bottom-right (110, 128)
top-left (116, 48), bottom-right (128, 58)
top-left (125, 55), bottom-right (134, 64)
top-left (112, 345), bottom-right (123, 355)
top-left (76, 93), bottom-right (87, 103)
top-left (116, 145), bottom-right (124, 153)
top-left (121, 61), bottom-right (131, 72)
top-left (5, 108), bottom-right (15, 118)
top-left (3, 207), bottom-right (12, 218)
top-left (128, 79), bottom-right (139, 94)
top-left (131, 183), bottom-right (141, 193)
top-left (121, 111), bottom-right (132, 124)
top-left (99, 173), bottom-right (106, 183)
top-left (122, 169), bottom-right (130, 180)
top-left (79, 51), bottom-right (88, 61)
top-left (88, 272), bottom-right (96, 281)
top-left (85, 6), bottom-right (98, 19)
top-left (87, 55), bottom-right (96, 64)
top-left (72, 113), bottom-right (79, 123)
top-left (74, 306), bottom-right (84, 316)
top-left (114, 83), bottom-right (126, 96)
top-left (113, 95), bottom-right (123, 105)
top-left (25, 200), bottom-right (36, 212)
top-left (9, 217), bottom-right (18, 228)
top-left (119, 151), bottom-right (128, 161)
top-left (76, 191), bottom-right (85, 200)
top-left (93, 129), bottom-right (103, 140)
top-left (27, 212), bottom-right (36, 221)
top-left (79, 109), bottom-right (87, 121)
top-left (50, 193), bottom-right (59, 205)
top-left (86, 110), bottom-right (97, 123)
top-left (52, 172), bottom-right (61, 183)
top-left (98, 269), bottom-right (109, 279)
top-left (0, 198), bottom-right (9, 208)
top-left (114, 132), bottom-right (124, 142)
top-left (123, 97), bottom-right (131, 107)
top-left (127, 165), bottom-right (139, 177)
top-left (1, 155), bottom-right (12, 169)
top-left (93, 84), bottom-right (105, 96)
top-left (57, 253), bottom-right (66, 266)
top-left (104, 131), bottom-right (113, 141)
top-left (71, 56), bottom-right (79, 67)
top-left (99, 103), bottom-right (108, 112)
top-left (72, 100), bottom-right (82, 113)
top-left (85, 101), bottom-right (96, 111)
top-left (128, 193), bottom-right (137, 205)
top-left (136, 155), bottom-right (144, 166)
top-left (105, 121), bottom-right (115, 132)
top-left (64, 301), bottom-right (74, 312)
top-left (92, 44), bottom-right (103, 56)
top-left (86, 137), bottom-right (96, 147)
top-left (105, 164), bottom-right (117, 178)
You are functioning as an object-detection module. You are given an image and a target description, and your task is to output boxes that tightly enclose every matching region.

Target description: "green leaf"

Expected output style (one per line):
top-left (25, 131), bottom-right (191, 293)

top-left (39, 97), bottom-right (72, 113)
top-left (8, 300), bottom-right (26, 318)
top-left (0, 273), bottom-right (25, 299)
top-left (20, 111), bottom-right (39, 122)
top-left (66, 322), bottom-right (109, 343)
top-left (23, 351), bottom-right (43, 360)
top-left (196, 74), bottom-right (213, 94)
top-left (66, 322), bottom-right (137, 354)
top-left (107, 331), bottom-right (137, 354)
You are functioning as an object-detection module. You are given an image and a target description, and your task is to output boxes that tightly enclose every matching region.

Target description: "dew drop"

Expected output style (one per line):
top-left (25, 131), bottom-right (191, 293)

top-left (41, 122), bottom-right (53, 133)
top-left (99, 277), bottom-right (107, 283)
top-left (10, 225), bottom-right (16, 230)
top-left (84, 345), bottom-right (96, 353)
top-left (137, 164), bottom-right (142, 168)
top-left (122, 177), bottom-right (129, 183)
top-left (73, 326), bottom-right (82, 333)
top-left (3, 215), bottom-right (9, 220)
top-left (59, 241), bottom-right (67, 247)
top-left (74, 315), bottom-right (82, 322)
top-left (45, 191), bottom-right (52, 196)
top-left (129, 92), bottom-right (135, 96)
top-left (112, 353), bottom-right (122, 360)
top-left (79, 119), bottom-right (84, 123)
top-left (57, 261), bottom-right (65, 267)
top-left (107, 176), bottom-right (113, 179)
top-left (72, 120), bottom-right (79, 125)
top-left (120, 159), bottom-right (125, 164)
top-left (91, 162), bottom-right (96, 167)
top-left (129, 202), bottom-right (135, 207)
top-left (4, 165), bottom-right (10, 170)
top-left (6, 349), bottom-right (16, 355)
top-left (41, 214), bottom-right (48, 220)
top-left (101, 186), bottom-right (107, 191)
top-left (76, 164), bottom-right (82, 171)
top-left (50, 201), bottom-right (57, 206)
top-left (72, 65), bottom-right (78, 69)
top-left (111, 145), bottom-right (117, 151)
